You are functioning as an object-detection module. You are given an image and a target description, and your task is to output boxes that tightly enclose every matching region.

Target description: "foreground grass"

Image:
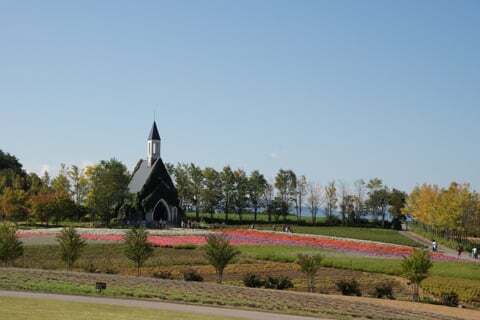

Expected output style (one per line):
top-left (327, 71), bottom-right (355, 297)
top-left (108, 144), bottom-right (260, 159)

top-left (0, 296), bottom-right (237, 320)
top-left (291, 226), bottom-right (422, 247)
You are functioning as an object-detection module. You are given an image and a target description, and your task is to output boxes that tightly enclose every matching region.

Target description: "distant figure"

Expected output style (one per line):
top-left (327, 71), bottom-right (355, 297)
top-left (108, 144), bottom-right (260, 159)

top-left (432, 240), bottom-right (438, 252)
top-left (472, 247), bottom-right (478, 259)
top-left (457, 245), bottom-right (464, 258)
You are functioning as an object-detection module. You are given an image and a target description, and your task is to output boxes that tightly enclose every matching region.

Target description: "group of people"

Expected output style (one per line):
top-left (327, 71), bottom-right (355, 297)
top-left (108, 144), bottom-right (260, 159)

top-left (432, 239), bottom-right (479, 259)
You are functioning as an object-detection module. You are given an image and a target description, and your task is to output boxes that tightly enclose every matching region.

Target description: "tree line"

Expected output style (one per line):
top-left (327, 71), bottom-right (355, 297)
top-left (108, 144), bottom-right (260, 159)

top-left (0, 149), bottom-right (410, 227)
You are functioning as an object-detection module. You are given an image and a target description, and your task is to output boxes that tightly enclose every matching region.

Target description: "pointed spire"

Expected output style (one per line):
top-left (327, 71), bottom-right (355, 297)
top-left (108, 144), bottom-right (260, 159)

top-left (148, 121), bottom-right (161, 140)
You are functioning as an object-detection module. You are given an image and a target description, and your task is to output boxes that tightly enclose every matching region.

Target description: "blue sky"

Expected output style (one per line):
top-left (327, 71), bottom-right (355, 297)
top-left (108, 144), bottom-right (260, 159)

top-left (1, 1), bottom-right (479, 191)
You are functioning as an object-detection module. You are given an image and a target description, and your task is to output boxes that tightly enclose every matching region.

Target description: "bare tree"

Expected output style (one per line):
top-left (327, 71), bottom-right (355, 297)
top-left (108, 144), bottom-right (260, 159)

top-left (307, 182), bottom-right (323, 224)
top-left (353, 179), bottom-right (366, 223)
top-left (296, 175), bottom-right (308, 222)
top-left (338, 181), bottom-right (351, 225)
top-left (324, 181), bottom-right (337, 220)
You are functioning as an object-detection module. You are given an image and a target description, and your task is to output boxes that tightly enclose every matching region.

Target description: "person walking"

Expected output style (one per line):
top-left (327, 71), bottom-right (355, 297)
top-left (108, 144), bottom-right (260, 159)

top-left (432, 240), bottom-right (437, 252)
top-left (457, 244), bottom-right (464, 258)
top-left (473, 247), bottom-right (478, 259)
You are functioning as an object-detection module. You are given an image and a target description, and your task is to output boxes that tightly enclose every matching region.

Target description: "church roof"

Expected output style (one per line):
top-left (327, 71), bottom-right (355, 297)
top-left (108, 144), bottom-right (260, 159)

top-left (148, 121), bottom-right (161, 140)
top-left (128, 159), bottom-right (154, 193)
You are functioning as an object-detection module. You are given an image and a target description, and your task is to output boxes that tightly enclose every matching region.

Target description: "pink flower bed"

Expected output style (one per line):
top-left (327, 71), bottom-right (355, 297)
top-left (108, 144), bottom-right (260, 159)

top-left (17, 229), bottom-right (455, 261)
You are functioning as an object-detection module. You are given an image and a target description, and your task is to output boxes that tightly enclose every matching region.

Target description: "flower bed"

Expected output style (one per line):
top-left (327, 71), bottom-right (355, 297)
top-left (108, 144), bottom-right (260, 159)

top-left (17, 228), bottom-right (455, 261)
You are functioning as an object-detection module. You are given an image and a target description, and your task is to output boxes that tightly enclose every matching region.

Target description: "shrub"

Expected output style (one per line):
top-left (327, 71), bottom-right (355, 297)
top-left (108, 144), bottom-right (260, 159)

top-left (83, 263), bottom-right (98, 273)
top-left (56, 226), bottom-right (86, 271)
top-left (174, 244), bottom-right (197, 250)
top-left (297, 254), bottom-right (323, 292)
top-left (264, 276), bottom-right (294, 290)
top-left (440, 291), bottom-right (459, 307)
top-left (153, 271), bottom-right (174, 280)
top-left (243, 273), bottom-right (265, 288)
top-left (0, 223), bottom-right (23, 266)
top-left (336, 279), bottom-right (362, 296)
top-left (124, 228), bottom-right (153, 276)
top-left (183, 269), bottom-right (203, 282)
top-left (373, 282), bottom-right (395, 299)
top-left (204, 233), bottom-right (240, 283)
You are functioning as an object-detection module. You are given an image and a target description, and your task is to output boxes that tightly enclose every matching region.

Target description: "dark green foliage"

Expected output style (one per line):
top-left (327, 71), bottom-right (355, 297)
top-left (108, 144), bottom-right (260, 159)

top-left (174, 244), bottom-right (197, 250)
top-left (204, 233), bottom-right (240, 283)
top-left (243, 273), bottom-right (265, 288)
top-left (264, 276), bottom-right (294, 290)
top-left (297, 254), bottom-right (323, 292)
top-left (401, 249), bottom-right (433, 301)
top-left (336, 279), bottom-right (362, 296)
top-left (373, 282), bottom-right (395, 299)
top-left (440, 291), bottom-right (459, 307)
top-left (0, 150), bottom-right (24, 175)
top-left (0, 223), bottom-right (23, 266)
top-left (56, 227), bottom-right (86, 270)
top-left (153, 271), bottom-right (173, 279)
top-left (183, 269), bottom-right (203, 282)
top-left (124, 228), bottom-right (153, 276)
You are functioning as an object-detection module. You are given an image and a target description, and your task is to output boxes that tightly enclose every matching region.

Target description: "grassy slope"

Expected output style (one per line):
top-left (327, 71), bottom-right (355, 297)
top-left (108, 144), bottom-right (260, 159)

top-left (292, 226), bottom-right (421, 247)
top-left (0, 296), bottom-right (236, 320)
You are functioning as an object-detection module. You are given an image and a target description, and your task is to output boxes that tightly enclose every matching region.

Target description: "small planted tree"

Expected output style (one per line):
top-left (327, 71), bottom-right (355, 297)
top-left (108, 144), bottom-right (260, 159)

top-left (0, 223), bottom-right (23, 266)
top-left (204, 233), bottom-right (239, 283)
top-left (401, 249), bottom-right (433, 301)
top-left (124, 228), bottom-right (153, 276)
top-left (297, 254), bottom-right (323, 292)
top-left (56, 226), bottom-right (86, 271)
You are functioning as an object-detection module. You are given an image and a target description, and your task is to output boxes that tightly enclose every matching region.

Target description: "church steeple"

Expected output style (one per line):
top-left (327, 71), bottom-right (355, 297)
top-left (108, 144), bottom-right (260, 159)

top-left (147, 121), bottom-right (161, 166)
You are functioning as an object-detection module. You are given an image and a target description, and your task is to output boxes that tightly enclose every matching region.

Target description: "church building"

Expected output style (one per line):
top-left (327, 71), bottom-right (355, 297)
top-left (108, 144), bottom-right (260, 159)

top-left (128, 122), bottom-right (182, 226)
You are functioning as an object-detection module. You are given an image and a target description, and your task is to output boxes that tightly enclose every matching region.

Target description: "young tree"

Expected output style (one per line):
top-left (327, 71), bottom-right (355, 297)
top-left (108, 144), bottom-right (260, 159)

top-left (401, 249), bottom-right (433, 301)
top-left (324, 181), bottom-right (337, 219)
top-left (56, 227), bottom-right (86, 271)
top-left (124, 228), bottom-right (153, 276)
top-left (204, 233), bottom-right (240, 283)
top-left (297, 254), bottom-right (323, 292)
top-left (0, 223), bottom-right (23, 266)
top-left (307, 182), bottom-right (322, 225)
top-left (188, 164), bottom-right (203, 220)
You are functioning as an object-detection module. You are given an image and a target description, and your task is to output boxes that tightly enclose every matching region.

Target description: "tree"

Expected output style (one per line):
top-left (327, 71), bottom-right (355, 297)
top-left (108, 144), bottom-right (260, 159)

top-left (85, 159), bottom-right (130, 226)
top-left (232, 169), bottom-right (248, 222)
top-left (220, 166), bottom-right (235, 222)
top-left (401, 249), bottom-right (433, 301)
top-left (0, 223), bottom-right (23, 266)
top-left (188, 164), bottom-right (203, 220)
top-left (324, 181), bottom-right (337, 219)
top-left (173, 163), bottom-right (192, 211)
top-left (389, 188), bottom-right (407, 229)
top-left (0, 187), bottom-right (28, 221)
top-left (247, 170), bottom-right (268, 223)
top-left (201, 168), bottom-right (222, 218)
top-left (297, 254), bottom-right (323, 292)
top-left (68, 165), bottom-right (88, 206)
top-left (338, 181), bottom-right (351, 225)
top-left (353, 179), bottom-right (366, 223)
top-left (124, 228), bottom-right (153, 276)
top-left (274, 170), bottom-right (296, 222)
top-left (56, 227), bottom-right (86, 270)
top-left (51, 163), bottom-right (71, 196)
top-left (0, 150), bottom-right (24, 175)
top-left (307, 182), bottom-right (322, 225)
top-left (296, 175), bottom-right (307, 222)
top-left (29, 190), bottom-right (76, 226)
top-left (204, 233), bottom-right (240, 283)
top-left (264, 183), bottom-right (274, 223)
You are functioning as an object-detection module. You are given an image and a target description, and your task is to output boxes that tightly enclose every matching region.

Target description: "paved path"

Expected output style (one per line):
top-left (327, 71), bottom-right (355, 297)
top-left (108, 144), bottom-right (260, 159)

top-left (401, 231), bottom-right (479, 262)
top-left (0, 290), bottom-right (320, 320)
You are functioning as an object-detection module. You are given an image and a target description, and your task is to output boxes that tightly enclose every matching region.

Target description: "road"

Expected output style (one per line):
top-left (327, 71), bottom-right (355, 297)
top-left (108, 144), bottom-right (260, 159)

top-left (0, 290), bottom-right (320, 320)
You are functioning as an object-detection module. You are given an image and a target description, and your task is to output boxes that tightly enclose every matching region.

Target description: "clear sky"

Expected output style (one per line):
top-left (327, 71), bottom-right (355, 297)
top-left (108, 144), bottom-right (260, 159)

top-left (1, 1), bottom-right (479, 191)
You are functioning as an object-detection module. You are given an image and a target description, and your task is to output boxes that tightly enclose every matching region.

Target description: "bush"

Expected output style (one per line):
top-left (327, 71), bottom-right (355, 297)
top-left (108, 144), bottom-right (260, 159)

top-left (204, 233), bottom-right (239, 283)
top-left (264, 276), bottom-right (294, 290)
top-left (183, 269), bottom-right (203, 282)
top-left (336, 279), bottom-right (362, 296)
top-left (56, 227), bottom-right (86, 271)
top-left (297, 254), bottom-right (323, 292)
top-left (243, 273), bottom-right (265, 288)
top-left (440, 291), bottom-right (459, 307)
top-left (153, 271), bottom-right (174, 280)
top-left (0, 223), bottom-right (23, 266)
top-left (174, 244), bottom-right (197, 250)
top-left (83, 263), bottom-right (99, 273)
top-left (124, 228), bottom-right (153, 276)
top-left (373, 282), bottom-right (394, 299)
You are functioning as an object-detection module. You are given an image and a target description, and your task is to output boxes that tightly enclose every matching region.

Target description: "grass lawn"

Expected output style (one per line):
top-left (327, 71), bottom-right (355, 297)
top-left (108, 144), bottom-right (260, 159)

top-left (291, 226), bottom-right (422, 247)
top-left (0, 296), bottom-right (237, 320)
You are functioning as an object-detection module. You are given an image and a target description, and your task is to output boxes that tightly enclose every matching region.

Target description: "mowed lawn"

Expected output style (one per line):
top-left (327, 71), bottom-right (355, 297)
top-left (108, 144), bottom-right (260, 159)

top-left (0, 296), bottom-right (239, 320)
top-left (292, 226), bottom-right (421, 247)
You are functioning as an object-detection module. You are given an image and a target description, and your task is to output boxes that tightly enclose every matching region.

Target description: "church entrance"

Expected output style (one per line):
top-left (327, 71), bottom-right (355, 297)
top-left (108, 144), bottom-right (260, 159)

top-left (153, 199), bottom-right (170, 222)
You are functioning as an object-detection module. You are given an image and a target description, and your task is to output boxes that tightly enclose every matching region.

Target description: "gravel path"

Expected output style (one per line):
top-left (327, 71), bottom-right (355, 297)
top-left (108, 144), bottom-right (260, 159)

top-left (0, 290), bottom-right (318, 320)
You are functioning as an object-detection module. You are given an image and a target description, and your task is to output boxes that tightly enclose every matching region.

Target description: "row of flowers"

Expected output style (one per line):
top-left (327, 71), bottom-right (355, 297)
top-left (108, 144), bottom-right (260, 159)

top-left (17, 228), bottom-right (455, 261)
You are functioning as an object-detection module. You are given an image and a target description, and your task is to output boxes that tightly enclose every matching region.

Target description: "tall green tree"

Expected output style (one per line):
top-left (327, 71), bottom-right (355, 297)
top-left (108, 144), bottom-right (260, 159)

top-left (173, 163), bottom-right (192, 212)
top-left (220, 166), bottom-right (235, 222)
top-left (247, 170), bottom-right (268, 223)
top-left (232, 169), bottom-right (248, 222)
top-left (68, 165), bottom-right (88, 206)
top-left (324, 181), bottom-right (337, 219)
top-left (201, 168), bottom-right (222, 218)
top-left (188, 164), bottom-right (203, 220)
top-left (0, 187), bottom-right (28, 221)
top-left (51, 164), bottom-right (71, 196)
top-left (296, 175), bottom-right (307, 222)
top-left (274, 169), bottom-right (296, 221)
top-left (85, 159), bottom-right (130, 227)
